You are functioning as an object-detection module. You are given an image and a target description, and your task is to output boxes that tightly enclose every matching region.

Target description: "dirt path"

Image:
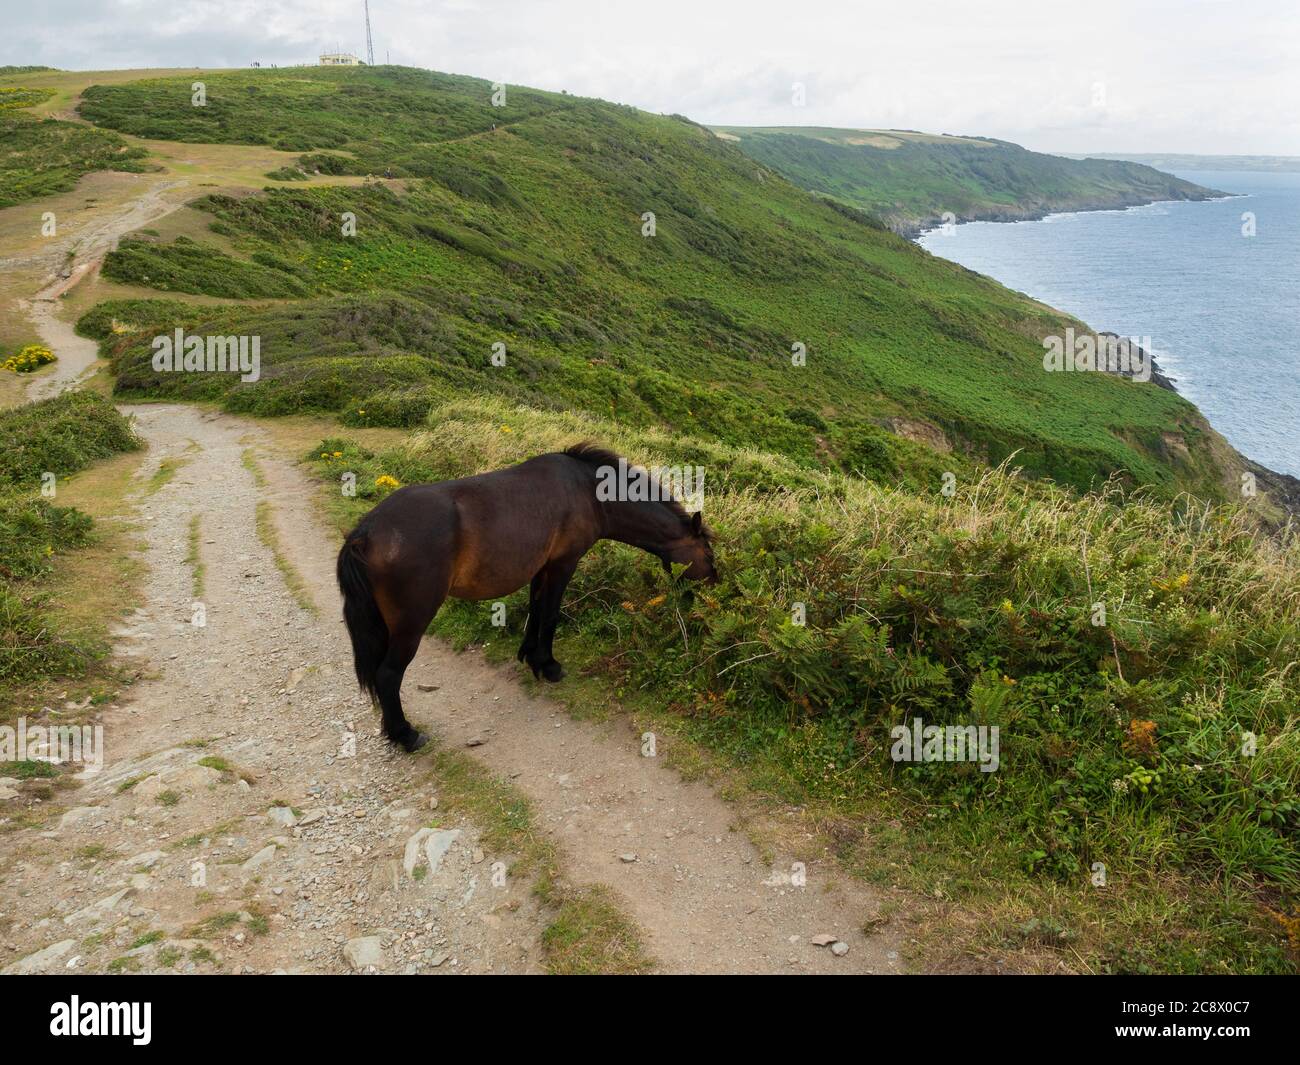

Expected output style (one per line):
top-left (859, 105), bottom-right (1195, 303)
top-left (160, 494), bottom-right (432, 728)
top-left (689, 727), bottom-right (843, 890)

top-left (7, 177), bottom-right (189, 399)
top-left (3, 404), bottom-right (550, 974)
top-left (2, 403), bottom-right (904, 974)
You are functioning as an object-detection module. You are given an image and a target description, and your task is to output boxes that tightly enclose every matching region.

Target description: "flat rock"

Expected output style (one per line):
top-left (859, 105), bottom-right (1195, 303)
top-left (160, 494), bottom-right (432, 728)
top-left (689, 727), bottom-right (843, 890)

top-left (3, 938), bottom-right (76, 974)
top-left (424, 829), bottom-right (461, 876)
top-left (64, 888), bottom-right (131, 924)
top-left (343, 935), bottom-right (386, 972)
top-left (267, 806), bottom-right (296, 828)
top-left (58, 806), bottom-right (107, 832)
top-left (242, 844), bottom-right (277, 873)
top-left (402, 828), bottom-right (432, 877)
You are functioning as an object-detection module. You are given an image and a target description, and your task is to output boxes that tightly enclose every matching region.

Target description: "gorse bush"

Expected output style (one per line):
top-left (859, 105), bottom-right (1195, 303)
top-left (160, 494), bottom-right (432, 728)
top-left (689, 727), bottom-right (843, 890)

top-left (0, 391), bottom-right (140, 489)
top-left (0, 394), bottom-right (140, 696)
top-left (310, 396), bottom-right (1300, 905)
top-left (2, 343), bottom-right (55, 373)
top-left (0, 94), bottom-right (149, 208)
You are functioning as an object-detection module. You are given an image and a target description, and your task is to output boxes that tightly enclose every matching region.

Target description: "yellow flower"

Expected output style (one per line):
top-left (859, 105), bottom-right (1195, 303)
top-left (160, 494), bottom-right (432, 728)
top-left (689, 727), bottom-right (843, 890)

top-left (332, 451), bottom-right (343, 457)
top-left (375, 474), bottom-right (400, 489)
top-left (644, 595), bottom-right (666, 608)
top-left (500, 424), bottom-right (512, 433)
top-left (1000, 599), bottom-right (1015, 613)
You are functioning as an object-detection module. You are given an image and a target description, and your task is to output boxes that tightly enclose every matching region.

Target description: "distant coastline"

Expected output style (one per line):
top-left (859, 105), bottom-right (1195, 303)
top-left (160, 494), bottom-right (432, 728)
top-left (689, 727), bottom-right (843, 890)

top-left (905, 189), bottom-right (1235, 241)
top-left (1061, 152), bottom-right (1300, 174)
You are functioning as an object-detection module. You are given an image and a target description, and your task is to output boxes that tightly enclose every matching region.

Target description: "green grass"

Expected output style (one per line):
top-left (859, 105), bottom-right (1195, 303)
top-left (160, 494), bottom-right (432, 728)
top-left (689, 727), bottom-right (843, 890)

top-left (73, 67), bottom-right (1239, 503)
top-left (253, 496), bottom-right (317, 616)
top-left (712, 126), bottom-right (1224, 234)
top-left (0, 391), bottom-right (140, 490)
top-left (0, 393), bottom-right (140, 698)
top-left (306, 395), bottom-right (1300, 973)
top-left (78, 67), bottom-right (567, 162)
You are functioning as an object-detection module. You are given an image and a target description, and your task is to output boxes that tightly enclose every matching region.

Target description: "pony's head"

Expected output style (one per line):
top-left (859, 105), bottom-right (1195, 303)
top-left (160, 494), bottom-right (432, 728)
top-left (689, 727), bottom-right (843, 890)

top-left (662, 510), bottom-right (716, 583)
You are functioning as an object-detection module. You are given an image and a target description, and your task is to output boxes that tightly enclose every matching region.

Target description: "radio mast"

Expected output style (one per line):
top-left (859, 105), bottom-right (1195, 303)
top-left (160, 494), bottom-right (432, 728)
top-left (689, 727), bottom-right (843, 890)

top-left (364, 1), bottom-right (375, 65)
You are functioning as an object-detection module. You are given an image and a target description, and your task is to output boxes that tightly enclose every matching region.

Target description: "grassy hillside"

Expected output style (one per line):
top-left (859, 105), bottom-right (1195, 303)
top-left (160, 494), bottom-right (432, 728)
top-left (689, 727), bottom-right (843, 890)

top-left (712, 126), bottom-right (1223, 235)
top-left (73, 67), bottom-right (1235, 500)
top-left (303, 394), bottom-right (1300, 973)
top-left (1066, 153), bottom-right (1300, 174)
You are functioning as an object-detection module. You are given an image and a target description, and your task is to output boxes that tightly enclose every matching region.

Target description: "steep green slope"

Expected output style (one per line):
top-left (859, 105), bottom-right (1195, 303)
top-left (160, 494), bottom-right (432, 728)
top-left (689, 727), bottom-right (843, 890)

top-left (76, 67), bottom-right (1231, 499)
top-left (712, 126), bottom-right (1223, 235)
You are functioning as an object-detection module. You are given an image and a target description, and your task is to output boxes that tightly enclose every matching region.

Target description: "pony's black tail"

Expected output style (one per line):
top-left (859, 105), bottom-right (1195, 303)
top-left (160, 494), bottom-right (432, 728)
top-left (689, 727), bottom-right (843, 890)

top-left (337, 529), bottom-right (388, 701)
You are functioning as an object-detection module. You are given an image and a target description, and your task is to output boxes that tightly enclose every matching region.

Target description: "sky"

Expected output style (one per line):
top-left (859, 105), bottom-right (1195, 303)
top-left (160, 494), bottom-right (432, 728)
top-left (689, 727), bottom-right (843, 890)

top-left (6, 0), bottom-right (1298, 155)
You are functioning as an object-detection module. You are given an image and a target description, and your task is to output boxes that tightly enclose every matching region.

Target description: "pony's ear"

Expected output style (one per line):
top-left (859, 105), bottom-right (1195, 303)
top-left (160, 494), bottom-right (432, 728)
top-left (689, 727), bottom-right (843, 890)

top-left (691, 511), bottom-right (703, 535)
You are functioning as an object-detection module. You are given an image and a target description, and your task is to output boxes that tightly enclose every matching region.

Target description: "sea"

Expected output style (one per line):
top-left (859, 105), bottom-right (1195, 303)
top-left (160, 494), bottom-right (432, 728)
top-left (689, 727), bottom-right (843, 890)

top-left (917, 170), bottom-right (1300, 477)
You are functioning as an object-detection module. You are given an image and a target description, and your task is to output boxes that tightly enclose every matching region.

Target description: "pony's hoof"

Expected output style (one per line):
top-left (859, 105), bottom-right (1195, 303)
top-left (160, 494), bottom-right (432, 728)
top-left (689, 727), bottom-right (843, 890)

top-left (398, 729), bottom-right (429, 753)
top-left (540, 660), bottom-right (565, 683)
top-left (517, 643), bottom-right (534, 663)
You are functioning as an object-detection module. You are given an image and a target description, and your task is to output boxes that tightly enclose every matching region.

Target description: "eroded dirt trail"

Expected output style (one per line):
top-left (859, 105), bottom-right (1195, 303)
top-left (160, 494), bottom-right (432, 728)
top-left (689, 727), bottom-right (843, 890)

top-left (3, 405), bottom-right (548, 974)
top-left (3, 400), bottom-right (904, 974)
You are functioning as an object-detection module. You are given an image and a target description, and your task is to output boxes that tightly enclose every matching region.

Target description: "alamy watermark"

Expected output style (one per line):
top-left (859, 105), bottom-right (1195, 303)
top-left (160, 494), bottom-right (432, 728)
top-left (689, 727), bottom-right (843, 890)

top-left (595, 458), bottom-right (705, 511)
top-left (890, 717), bottom-right (999, 773)
top-left (1, 717), bottom-right (103, 775)
top-left (151, 329), bottom-right (261, 382)
top-left (1043, 328), bottom-right (1151, 383)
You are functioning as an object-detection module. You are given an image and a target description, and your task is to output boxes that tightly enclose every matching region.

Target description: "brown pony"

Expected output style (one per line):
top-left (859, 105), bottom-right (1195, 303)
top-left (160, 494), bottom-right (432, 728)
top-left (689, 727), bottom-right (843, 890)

top-left (337, 443), bottom-right (716, 751)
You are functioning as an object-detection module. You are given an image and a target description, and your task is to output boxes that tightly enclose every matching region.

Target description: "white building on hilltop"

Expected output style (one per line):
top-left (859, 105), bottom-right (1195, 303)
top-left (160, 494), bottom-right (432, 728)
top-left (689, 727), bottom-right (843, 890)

top-left (319, 52), bottom-right (361, 66)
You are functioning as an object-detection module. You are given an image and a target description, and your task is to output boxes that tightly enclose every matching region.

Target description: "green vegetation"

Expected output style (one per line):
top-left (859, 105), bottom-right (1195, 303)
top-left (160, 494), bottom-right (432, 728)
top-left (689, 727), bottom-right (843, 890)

top-left (79, 67), bottom-right (567, 165)
top-left (3, 343), bottom-right (56, 374)
top-left (0, 87), bottom-right (54, 110)
top-left (0, 83), bottom-right (148, 207)
top-left (0, 390), bottom-right (139, 489)
top-left (0, 393), bottom-right (140, 700)
top-left (77, 68), bottom-right (1235, 502)
top-left (712, 126), bottom-right (1222, 234)
top-left (306, 395), bottom-right (1300, 973)
top-left (56, 66), bottom-right (1297, 971)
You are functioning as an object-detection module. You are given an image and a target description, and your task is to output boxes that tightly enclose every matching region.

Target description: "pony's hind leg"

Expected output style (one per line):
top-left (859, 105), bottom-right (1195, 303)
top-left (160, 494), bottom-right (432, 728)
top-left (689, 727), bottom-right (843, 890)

top-left (371, 565), bottom-right (448, 752)
top-left (374, 621), bottom-right (432, 752)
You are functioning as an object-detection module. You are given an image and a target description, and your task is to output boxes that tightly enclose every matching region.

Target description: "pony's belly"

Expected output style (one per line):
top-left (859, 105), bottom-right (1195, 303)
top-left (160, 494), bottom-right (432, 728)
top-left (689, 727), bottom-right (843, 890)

top-left (447, 553), bottom-right (541, 601)
top-left (448, 575), bottom-right (531, 601)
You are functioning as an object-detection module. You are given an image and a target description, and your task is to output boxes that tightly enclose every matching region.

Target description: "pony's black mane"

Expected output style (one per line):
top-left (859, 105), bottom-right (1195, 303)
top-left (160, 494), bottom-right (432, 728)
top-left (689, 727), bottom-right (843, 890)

top-left (560, 441), bottom-right (708, 536)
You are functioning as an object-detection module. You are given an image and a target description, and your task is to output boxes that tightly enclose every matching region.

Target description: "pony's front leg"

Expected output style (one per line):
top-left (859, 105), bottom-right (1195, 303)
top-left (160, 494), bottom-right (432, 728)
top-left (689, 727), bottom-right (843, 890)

top-left (524, 556), bottom-right (579, 683)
